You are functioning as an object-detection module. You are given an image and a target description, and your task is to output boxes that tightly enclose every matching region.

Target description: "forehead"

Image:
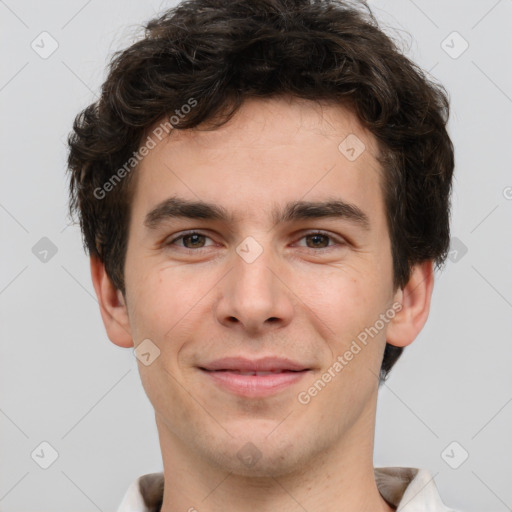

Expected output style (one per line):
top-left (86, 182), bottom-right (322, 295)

top-left (131, 96), bottom-right (385, 229)
top-left (151, 96), bottom-right (380, 159)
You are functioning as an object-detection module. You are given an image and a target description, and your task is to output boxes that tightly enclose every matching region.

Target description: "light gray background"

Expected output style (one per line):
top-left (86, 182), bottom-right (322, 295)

top-left (1, 0), bottom-right (511, 510)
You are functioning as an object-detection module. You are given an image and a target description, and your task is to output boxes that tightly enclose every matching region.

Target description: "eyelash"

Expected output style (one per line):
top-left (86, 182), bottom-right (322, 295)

top-left (165, 230), bottom-right (346, 252)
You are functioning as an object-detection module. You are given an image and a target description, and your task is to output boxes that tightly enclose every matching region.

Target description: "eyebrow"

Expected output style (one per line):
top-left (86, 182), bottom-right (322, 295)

top-left (143, 196), bottom-right (370, 232)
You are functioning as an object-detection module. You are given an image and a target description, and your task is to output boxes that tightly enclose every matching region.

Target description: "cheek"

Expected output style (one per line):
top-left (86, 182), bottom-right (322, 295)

top-left (296, 268), bottom-right (389, 354)
top-left (125, 265), bottom-right (178, 341)
top-left (295, 269), bottom-right (369, 321)
top-left (129, 264), bottom-right (218, 348)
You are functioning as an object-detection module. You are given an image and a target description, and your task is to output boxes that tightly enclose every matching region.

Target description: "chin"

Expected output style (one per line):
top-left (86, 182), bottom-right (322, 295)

top-left (205, 432), bottom-right (309, 478)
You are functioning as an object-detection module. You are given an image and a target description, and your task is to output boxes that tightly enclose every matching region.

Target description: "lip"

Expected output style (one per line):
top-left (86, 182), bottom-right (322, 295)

top-left (199, 356), bottom-right (308, 372)
top-left (200, 368), bottom-right (310, 398)
top-left (198, 356), bottom-right (311, 398)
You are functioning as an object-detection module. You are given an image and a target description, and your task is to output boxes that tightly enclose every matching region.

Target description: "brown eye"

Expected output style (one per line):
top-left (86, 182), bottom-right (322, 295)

top-left (295, 231), bottom-right (344, 250)
top-left (166, 231), bottom-right (214, 250)
top-left (305, 233), bottom-right (330, 248)
top-left (181, 233), bottom-right (206, 248)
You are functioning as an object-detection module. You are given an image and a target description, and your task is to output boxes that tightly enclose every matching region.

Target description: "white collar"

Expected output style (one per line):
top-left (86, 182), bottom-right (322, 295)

top-left (117, 467), bottom-right (458, 512)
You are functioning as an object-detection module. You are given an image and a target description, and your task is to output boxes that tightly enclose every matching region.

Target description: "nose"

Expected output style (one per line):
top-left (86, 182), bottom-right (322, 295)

top-left (213, 238), bottom-right (294, 334)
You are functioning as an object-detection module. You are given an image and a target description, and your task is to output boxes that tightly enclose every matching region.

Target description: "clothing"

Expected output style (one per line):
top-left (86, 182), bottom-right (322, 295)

top-left (116, 466), bottom-right (459, 511)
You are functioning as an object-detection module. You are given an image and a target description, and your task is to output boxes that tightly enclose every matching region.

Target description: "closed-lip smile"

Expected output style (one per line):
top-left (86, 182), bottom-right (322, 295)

top-left (199, 356), bottom-right (311, 398)
top-left (199, 356), bottom-right (310, 372)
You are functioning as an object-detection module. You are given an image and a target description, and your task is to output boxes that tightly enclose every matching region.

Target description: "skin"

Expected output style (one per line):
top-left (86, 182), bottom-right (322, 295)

top-left (91, 95), bottom-right (433, 512)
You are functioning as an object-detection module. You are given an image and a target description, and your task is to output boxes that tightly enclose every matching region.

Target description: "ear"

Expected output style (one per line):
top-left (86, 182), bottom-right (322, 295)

top-left (386, 260), bottom-right (434, 348)
top-left (90, 256), bottom-right (134, 348)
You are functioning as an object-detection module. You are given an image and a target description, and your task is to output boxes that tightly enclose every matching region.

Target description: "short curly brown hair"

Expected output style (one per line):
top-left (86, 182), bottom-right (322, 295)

top-left (66, 0), bottom-right (454, 382)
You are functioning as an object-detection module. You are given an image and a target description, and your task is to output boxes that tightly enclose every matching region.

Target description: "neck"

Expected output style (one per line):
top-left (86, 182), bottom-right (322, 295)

top-left (155, 397), bottom-right (395, 512)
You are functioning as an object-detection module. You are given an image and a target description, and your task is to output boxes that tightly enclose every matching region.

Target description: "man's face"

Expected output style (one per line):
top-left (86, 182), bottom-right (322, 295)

top-left (122, 96), bottom-right (400, 476)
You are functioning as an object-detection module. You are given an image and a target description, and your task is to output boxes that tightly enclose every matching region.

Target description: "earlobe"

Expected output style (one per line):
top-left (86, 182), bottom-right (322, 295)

top-left (385, 260), bottom-right (434, 348)
top-left (90, 256), bottom-right (134, 348)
